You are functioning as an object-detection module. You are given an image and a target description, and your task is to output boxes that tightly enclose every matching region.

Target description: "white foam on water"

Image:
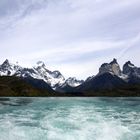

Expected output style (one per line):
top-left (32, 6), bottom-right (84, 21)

top-left (38, 105), bottom-right (131, 140)
top-left (0, 97), bottom-right (139, 140)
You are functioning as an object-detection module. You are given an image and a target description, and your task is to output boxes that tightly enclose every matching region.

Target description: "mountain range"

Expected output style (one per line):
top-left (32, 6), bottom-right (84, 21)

top-left (0, 58), bottom-right (140, 96)
top-left (0, 59), bottom-right (83, 89)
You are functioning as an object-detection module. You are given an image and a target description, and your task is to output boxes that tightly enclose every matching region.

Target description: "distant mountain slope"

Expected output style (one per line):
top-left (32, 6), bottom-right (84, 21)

top-left (77, 73), bottom-right (126, 92)
top-left (0, 76), bottom-right (55, 96)
top-left (55, 77), bottom-right (84, 92)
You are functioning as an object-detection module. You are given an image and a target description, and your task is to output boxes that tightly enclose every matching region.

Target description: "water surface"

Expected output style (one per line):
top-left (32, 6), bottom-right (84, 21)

top-left (0, 97), bottom-right (139, 140)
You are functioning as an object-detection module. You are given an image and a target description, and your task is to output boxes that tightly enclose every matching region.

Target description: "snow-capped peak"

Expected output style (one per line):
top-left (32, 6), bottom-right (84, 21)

top-left (33, 61), bottom-right (65, 88)
top-left (36, 61), bottom-right (46, 67)
top-left (0, 59), bottom-right (21, 76)
top-left (65, 77), bottom-right (84, 87)
top-left (124, 61), bottom-right (135, 68)
top-left (0, 60), bottom-right (66, 89)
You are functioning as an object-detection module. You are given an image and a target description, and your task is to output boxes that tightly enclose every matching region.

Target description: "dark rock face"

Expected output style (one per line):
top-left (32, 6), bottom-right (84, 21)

top-left (123, 61), bottom-right (134, 75)
top-left (77, 73), bottom-right (126, 92)
top-left (0, 59), bottom-right (11, 72)
top-left (123, 61), bottom-right (140, 77)
top-left (15, 68), bottom-right (37, 77)
top-left (23, 77), bottom-right (54, 92)
top-left (99, 58), bottom-right (121, 76)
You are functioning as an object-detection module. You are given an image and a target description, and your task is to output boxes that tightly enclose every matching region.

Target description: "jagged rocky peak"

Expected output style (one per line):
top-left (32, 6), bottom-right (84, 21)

top-left (3, 59), bottom-right (9, 64)
top-left (52, 70), bottom-right (61, 75)
top-left (1, 59), bottom-right (10, 68)
top-left (0, 59), bottom-right (14, 72)
top-left (123, 61), bottom-right (137, 75)
top-left (36, 61), bottom-right (46, 67)
top-left (0, 59), bottom-right (21, 76)
top-left (65, 77), bottom-right (84, 87)
top-left (99, 58), bottom-right (121, 76)
top-left (0, 59), bottom-right (11, 75)
top-left (110, 58), bottom-right (121, 76)
top-left (110, 58), bottom-right (117, 64)
top-left (123, 61), bottom-right (135, 68)
top-left (35, 61), bottom-right (51, 73)
top-left (32, 61), bottom-right (65, 88)
top-left (51, 71), bottom-right (64, 79)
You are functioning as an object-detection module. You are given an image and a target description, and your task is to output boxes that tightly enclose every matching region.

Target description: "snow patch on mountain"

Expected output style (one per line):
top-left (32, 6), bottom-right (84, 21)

top-left (123, 61), bottom-right (140, 78)
top-left (0, 59), bottom-right (83, 89)
top-left (0, 59), bottom-right (22, 76)
top-left (1, 58), bottom-right (140, 92)
top-left (63, 77), bottom-right (84, 87)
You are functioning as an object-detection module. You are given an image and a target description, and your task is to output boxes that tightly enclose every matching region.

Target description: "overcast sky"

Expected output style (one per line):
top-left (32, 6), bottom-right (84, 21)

top-left (0, 0), bottom-right (140, 79)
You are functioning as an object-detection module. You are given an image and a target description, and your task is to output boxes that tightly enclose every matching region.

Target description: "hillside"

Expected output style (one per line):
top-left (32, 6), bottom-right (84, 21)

top-left (0, 76), bottom-right (55, 96)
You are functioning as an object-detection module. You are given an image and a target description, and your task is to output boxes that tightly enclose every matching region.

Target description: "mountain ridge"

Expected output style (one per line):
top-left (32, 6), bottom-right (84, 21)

top-left (0, 59), bottom-right (83, 90)
top-left (0, 58), bottom-right (140, 96)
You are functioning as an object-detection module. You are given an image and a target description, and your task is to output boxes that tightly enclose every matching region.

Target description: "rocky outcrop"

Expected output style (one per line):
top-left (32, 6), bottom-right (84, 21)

top-left (123, 61), bottom-right (140, 77)
top-left (99, 58), bottom-right (121, 76)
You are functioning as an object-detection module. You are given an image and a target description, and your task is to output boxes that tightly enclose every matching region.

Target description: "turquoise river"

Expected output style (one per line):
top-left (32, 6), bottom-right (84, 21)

top-left (0, 97), bottom-right (139, 140)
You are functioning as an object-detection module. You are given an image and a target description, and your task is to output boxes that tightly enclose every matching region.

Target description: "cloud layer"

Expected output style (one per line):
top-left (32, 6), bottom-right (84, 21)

top-left (0, 0), bottom-right (140, 79)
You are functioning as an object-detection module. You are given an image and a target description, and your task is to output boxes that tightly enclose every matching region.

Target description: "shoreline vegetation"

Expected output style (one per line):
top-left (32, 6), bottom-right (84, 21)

top-left (0, 76), bottom-right (140, 97)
